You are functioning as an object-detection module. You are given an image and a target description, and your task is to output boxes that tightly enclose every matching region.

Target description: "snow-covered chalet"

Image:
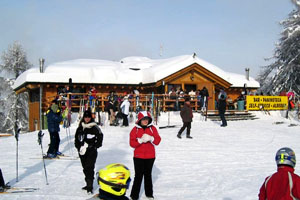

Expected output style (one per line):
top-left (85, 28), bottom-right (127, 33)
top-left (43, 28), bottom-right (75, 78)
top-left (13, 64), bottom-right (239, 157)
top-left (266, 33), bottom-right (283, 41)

top-left (13, 54), bottom-right (260, 131)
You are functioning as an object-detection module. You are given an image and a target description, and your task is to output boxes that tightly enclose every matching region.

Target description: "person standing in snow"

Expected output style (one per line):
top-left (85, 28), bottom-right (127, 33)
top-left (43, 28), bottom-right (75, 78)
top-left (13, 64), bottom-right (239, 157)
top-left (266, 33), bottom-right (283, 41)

top-left (45, 99), bottom-right (63, 158)
top-left (75, 110), bottom-right (103, 194)
top-left (218, 89), bottom-right (227, 127)
top-left (120, 96), bottom-right (130, 127)
top-left (200, 86), bottom-right (209, 110)
top-left (177, 98), bottom-right (193, 139)
top-left (287, 90), bottom-right (295, 110)
top-left (259, 147), bottom-right (300, 199)
top-left (129, 111), bottom-right (161, 200)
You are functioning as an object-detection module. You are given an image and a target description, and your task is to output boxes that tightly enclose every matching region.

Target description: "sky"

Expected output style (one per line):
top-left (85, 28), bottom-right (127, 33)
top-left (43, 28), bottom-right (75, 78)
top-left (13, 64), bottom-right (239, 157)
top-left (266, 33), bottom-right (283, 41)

top-left (0, 0), bottom-right (296, 78)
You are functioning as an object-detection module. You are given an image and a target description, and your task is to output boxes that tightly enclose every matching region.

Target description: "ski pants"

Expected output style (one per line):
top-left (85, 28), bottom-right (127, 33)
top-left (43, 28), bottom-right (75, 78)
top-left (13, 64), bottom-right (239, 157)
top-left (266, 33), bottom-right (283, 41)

top-left (178, 122), bottom-right (191, 137)
top-left (219, 112), bottom-right (227, 126)
top-left (47, 131), bottom-right (60, 155)
top-left (0, 169), bottom-right (5, 187)
top-left (130, 157), bottom-right (155, 199)
top-left (109, 109), bottom-right (115, 125)
top-left (79, 148), bottom-right (98, 184)
top-left (122, 113), bottom-right (129, 126)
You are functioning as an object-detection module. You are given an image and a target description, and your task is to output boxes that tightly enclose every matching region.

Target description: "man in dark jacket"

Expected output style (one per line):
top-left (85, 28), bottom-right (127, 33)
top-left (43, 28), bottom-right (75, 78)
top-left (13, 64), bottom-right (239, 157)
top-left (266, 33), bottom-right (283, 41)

top-left (45, 100), bottom-right (63, 158)
top-left (218, 93), bottom-right (227, 127)
top-left (177, 98), bottom-right (193, 139)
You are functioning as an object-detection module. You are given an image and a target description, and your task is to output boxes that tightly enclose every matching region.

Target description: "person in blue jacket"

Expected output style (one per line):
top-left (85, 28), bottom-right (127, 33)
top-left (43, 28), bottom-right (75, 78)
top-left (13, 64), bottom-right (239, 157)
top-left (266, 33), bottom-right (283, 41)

top-left (45, 99), bottom-right (63, 158)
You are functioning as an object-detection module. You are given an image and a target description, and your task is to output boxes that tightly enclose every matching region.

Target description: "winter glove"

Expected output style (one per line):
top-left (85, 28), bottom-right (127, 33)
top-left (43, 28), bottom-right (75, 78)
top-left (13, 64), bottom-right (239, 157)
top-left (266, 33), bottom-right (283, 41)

top-left (137, 138), bottom-right (144, 144)
top-left (141, 134), bottom-right (154, 143)
top-left (79, 142), bottom-right (88, 155)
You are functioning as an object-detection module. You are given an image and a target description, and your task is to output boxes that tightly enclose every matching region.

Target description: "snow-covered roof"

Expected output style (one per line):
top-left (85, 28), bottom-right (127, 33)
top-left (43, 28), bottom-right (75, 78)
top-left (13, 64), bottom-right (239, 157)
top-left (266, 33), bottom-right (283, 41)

top-left (13, 54), bottom-right (260, 90)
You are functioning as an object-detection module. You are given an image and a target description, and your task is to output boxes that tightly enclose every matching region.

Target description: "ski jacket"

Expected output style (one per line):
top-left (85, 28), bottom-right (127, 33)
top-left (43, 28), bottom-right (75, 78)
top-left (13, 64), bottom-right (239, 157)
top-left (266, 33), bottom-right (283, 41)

top-left (46, 109), bottom-right (62, 133)
top-left (201, 87), bottom-right (209, 97)
top-left (259, 166), bottom-right (300, 200)
top-left (218, 90), bottom-right (227, 100)
top-left (287, 91), bottom-right (295, 101)
top-left (74, 121), bottom-right (103, 151)
top-left (180, 103), bottom-right (193, 123)
top-left (120, 99), bottom-right (130, 115)
top-left (130, 111), bottom-right (161, 159)
top-left (218, 99), bottom-right (227, 114)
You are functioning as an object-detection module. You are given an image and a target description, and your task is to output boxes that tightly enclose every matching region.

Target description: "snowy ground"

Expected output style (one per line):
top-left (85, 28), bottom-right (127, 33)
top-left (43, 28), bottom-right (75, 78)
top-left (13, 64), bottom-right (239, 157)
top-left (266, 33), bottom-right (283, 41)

top-left (1, 111), bottom-right (300, 200)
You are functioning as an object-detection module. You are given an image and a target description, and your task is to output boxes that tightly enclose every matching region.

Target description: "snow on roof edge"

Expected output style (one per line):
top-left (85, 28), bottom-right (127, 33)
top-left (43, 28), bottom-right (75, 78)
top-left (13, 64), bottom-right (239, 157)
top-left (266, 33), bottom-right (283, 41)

top-left (13, 55), bottom-right (260, 90)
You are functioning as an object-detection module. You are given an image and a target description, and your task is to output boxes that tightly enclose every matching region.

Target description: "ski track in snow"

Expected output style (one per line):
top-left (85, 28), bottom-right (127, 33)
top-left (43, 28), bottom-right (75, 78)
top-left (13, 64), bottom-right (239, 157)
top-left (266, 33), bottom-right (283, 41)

top-left (0, 111), bottom-right (300, 200)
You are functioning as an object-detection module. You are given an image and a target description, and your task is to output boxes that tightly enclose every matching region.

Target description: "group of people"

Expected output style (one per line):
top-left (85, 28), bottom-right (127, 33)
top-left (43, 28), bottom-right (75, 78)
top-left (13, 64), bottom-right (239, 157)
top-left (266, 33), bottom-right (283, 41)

top-left (105, 91), bottom-right (131, 127)
top-left (3, 86), bottom-right (300, 199)
top-left (176, 88), bottom-right (227, 140)
top-left (73, 109), bottom-right (161, 200)
top-left (168, 86), bottom-right (209, 111)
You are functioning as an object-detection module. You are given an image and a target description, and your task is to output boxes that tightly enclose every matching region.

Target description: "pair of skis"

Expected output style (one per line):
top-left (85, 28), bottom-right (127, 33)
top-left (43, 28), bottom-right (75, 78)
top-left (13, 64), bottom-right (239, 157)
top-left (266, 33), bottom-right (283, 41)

top-left (0, 187), bottom-right (39, 194)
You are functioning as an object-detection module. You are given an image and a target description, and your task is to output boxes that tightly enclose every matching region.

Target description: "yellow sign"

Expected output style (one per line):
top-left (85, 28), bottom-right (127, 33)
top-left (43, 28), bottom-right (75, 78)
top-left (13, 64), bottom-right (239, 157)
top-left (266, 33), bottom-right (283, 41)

top-left (246, 96), bottom-right (288, 110)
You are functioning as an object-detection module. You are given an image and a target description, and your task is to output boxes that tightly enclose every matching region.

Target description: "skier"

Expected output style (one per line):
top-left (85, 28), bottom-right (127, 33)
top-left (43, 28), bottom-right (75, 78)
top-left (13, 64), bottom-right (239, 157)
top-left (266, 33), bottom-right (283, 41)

top-left (259, 147), bottom-right (300, 199)
top-left (218, 89), bottom-right (227, 127)
top-left (97, 163), bottom-right (131, 200)
top-left (129, 111), bottom-right (161, 200)
top-left (106, 98), bottom-right (116, 126)
top-left (120, 96), bottom-right (130, 127)
top-left (177, 98), bottom-right (193, 139)
top-left (45, 99), bottom-right (63, 158)
top-left (89, 86), bottom-right (98, 109)
top-left (287, 90), bottom-right (295, 110)
top-left (75, 110), bottom-right (104, 194)
top-left (0, 168), bottom-right (10, 192)
top-left (200, 86), bottom-right (209, 110)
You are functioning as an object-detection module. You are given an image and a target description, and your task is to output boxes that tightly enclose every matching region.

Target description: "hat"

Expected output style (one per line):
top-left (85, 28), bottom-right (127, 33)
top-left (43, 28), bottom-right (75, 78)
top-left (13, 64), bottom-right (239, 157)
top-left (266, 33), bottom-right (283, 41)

top-left (52, 99), bottom-right (58, 104)
top-left (83, 110), bottom-right (92, 118)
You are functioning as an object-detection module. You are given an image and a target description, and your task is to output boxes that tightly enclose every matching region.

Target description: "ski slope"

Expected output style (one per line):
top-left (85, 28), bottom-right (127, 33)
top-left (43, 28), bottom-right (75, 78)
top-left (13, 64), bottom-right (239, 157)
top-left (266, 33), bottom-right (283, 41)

top-left (1, 111), bottom-right (300, 200)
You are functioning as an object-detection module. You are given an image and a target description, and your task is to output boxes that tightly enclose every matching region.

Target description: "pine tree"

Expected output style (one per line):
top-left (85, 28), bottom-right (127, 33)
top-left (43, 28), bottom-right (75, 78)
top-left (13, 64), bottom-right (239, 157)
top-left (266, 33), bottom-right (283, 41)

top-left (0, 41), bottom-right (31, 133)
top-left (0, 41), bottom-right (32, 78)
top-left (258, 0), bottom-right (300, 95)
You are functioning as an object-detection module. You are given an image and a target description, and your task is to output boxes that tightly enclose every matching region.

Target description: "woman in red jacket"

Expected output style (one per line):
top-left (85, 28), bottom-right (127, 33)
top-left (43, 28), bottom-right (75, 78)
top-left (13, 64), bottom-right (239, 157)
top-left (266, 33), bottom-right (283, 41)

top-left (129, 111), bottom-right (161, 200)
top-left (259, 147), bottom-right (300, 199)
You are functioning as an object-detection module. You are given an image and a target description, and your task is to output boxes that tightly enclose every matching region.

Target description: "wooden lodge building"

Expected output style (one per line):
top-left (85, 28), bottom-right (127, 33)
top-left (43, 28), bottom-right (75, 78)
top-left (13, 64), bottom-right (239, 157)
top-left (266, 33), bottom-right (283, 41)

top-left (13, 54), bottom-right (260, 131)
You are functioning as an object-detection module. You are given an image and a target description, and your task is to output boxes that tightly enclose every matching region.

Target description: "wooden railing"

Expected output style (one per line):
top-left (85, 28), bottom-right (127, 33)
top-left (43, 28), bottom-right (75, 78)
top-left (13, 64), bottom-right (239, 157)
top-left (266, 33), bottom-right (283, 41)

top-left (45, 93), bottom-right (205, 112)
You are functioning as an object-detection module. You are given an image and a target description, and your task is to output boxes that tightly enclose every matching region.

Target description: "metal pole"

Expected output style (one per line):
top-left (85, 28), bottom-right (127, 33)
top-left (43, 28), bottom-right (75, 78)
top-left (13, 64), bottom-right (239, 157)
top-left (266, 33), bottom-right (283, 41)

top-left (39, 58), bottom-right (45, 130)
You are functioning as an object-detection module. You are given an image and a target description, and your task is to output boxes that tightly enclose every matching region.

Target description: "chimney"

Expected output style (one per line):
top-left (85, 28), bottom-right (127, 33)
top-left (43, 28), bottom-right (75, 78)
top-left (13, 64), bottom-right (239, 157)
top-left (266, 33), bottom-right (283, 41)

top-left (245, 68), bottom-right (250, 81)
top-left (39, 58), bottom-right (45, 73)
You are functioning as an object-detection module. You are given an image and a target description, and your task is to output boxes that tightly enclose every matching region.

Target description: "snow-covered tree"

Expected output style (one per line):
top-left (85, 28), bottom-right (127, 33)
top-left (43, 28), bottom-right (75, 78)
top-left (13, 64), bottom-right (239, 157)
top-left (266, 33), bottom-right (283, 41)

top-left (258, 0), bottom-right (300, 95)
top-left (1, 41), bottom-right (32, 78)
top-left (0, 41), bottom-right (31, 133)
top-left (0, 78), bottom-right (28, 133)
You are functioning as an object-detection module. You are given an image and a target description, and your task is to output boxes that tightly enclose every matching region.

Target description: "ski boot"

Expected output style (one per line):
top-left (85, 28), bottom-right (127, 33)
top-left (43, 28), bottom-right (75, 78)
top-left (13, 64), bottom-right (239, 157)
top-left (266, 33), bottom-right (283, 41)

top-left (43, 153), bottom-right (57, 159)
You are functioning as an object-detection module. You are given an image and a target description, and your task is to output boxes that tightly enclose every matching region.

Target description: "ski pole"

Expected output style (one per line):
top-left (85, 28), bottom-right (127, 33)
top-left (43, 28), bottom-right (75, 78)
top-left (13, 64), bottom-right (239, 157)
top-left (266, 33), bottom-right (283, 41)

top-left (38, 131), bottom-right (49, 185)
top-left (15, 127), bottom-right (20, 182)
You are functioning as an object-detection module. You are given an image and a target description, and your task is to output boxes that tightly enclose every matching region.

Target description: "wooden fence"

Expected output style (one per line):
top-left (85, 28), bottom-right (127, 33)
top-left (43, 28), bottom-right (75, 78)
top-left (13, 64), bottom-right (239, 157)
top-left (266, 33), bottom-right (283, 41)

top-left (45, 93), bottom-right (207, 112)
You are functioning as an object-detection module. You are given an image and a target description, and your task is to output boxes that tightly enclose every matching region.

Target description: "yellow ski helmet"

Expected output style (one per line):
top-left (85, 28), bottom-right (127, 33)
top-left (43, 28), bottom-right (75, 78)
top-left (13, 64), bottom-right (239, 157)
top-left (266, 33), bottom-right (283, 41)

top-left (97, 163), bottom-right (131, 196)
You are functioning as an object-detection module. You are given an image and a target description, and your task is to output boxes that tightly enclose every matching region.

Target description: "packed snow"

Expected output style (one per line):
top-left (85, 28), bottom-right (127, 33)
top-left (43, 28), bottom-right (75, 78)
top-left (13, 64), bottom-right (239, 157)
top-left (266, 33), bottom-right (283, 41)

top-left (1, 111), bottom-right (300, 200)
